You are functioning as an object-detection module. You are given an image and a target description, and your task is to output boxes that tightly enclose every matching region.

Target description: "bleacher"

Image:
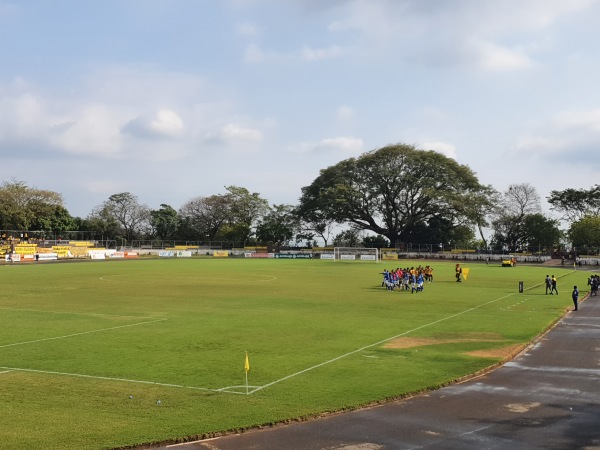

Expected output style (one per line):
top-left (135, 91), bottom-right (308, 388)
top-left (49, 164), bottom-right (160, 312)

top-left (2, 239), bottom-right (103, 261)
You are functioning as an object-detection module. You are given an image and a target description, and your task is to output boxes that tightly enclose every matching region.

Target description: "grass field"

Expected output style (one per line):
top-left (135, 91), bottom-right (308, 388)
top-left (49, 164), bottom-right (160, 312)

top-left (0, 257), bottom-right (585, 449)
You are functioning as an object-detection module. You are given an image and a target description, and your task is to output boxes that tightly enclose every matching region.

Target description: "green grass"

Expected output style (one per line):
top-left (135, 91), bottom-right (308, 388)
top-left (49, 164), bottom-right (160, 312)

top-left (0, 258), bottom-right (584, 449)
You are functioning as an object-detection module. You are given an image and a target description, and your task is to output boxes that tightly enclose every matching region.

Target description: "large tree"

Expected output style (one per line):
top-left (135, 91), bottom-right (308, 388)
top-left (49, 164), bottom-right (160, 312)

top-left (332, 228), bottom-right (362, 247)
top-left (298, 144), bottom-right (492, 245)
top-left (0, 180), bottom-right (73, 232)
top-left (547, 185), bottom-right (600, 223)
top-left (502, 183), bottom-right (542, 217)
top-left (179, 194), bottom-right (230, 240)
top-left (150, 204), bottom-right (179, 240)
top-left (178, 186), bottom-right (269, 244)
top-left (569, 216), bottom-right (600, 254)
top-left (29, 204), bottom-right (76, 233)
top-left (222, 186), bottom-right (269, 243)
top-left (75, 215), bottom-right (121, 241)
top-left (255, 204), bottom-right (300, 247)
top-left (294, 204), bottom-right (340, 247)
top-left (522, 213), bottom-right (562, 252)
top-left (89, 192), bottom-right (151, 241)
top-left (457, 185), bottom-right (499, 248)
top-left (491, 183), bottom-right (543, 252)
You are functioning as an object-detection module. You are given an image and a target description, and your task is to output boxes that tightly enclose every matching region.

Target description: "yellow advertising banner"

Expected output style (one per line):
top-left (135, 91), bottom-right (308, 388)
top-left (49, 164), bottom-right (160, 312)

top-left (52, 246), bottom-right (71, 258)
top-left (69, 247), bottom-right (89, 257)
top-left (15, 246), bottom-right (37, 255)
top-left (213, 250), bottom-right (229, 257)
top-left (382, 252), bottom-right (398, 260)
top-left (71, 241), bottom-right (94, 247)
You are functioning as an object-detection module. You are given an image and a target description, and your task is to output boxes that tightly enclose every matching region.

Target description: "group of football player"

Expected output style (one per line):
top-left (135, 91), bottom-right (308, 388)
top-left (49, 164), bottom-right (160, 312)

top-left (380, 266), bottom-right (433, 293)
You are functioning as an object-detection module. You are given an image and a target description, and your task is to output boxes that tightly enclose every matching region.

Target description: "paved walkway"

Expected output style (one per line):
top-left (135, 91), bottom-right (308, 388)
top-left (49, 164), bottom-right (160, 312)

top-left (157, 294), bottom-right (600, 450)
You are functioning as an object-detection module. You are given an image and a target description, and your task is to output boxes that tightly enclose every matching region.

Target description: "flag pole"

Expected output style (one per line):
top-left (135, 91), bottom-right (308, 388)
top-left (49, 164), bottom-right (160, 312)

top-left (244, 351), bottom-right (250, 395)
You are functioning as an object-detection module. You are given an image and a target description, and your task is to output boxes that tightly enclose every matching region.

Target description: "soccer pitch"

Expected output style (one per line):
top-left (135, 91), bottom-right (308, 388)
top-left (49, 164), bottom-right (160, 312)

top-left (0, 258), bottom-right (580, 449)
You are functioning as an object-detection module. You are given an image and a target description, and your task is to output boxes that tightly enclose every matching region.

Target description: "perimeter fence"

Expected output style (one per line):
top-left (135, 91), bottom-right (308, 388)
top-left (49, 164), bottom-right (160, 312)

top-left (2, 230), bottom-right (599, 266)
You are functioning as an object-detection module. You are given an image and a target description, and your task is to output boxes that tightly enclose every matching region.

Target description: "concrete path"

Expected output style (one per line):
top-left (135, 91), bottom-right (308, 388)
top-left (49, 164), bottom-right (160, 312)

top-left (157, 295), bottom-right (600, 450)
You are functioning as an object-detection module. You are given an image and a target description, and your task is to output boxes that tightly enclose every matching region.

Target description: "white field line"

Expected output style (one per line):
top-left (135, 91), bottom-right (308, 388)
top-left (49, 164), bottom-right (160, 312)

top-left (0, 365), bottom-right (246, 394)
top-left (250, 281), bottom-right (548, 394)
top-left (0, 318), bottom-right (168, 349)
top-left (0, 274), bottom-right (572, 395)
top-left (0, 306), bottom-right (148, 320)
top-left (99, 274), bottom-right (278, 283)
top-left (0, 370), bottom-right (13, 374)
top-left (216, 385), bottom-right (262, 394)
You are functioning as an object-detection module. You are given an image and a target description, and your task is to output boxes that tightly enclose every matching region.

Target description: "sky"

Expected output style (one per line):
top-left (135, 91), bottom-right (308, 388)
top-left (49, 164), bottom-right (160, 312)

top-left (1, 0), bottom-right (600, 219)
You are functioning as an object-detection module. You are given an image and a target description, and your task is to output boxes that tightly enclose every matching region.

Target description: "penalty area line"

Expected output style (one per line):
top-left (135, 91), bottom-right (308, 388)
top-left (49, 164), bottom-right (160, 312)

top-left (250, 289), bottom-right (525, 394)
top-left (0, 318), bottom-right (168, 349)
top-left (0, 366), bottom-right (246, 395)
top-left (0, 306), bottom-right (150, 320)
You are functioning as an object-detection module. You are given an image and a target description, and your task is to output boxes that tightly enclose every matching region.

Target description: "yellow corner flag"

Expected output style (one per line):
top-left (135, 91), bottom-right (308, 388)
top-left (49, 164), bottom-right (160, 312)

top-left (244, 352), bottom-right (250, 373)
top-left (462, 268), bottom-right (470, 281)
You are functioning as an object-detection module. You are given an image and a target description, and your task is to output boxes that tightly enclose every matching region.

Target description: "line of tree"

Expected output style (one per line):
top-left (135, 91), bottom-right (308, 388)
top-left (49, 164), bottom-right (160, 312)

top-left (1, 144), bottom-right (598, 253)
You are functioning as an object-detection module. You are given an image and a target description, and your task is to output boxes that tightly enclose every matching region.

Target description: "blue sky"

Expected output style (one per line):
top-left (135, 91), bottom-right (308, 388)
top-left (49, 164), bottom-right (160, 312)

top-left (1, 0), bottom-right (599, 218)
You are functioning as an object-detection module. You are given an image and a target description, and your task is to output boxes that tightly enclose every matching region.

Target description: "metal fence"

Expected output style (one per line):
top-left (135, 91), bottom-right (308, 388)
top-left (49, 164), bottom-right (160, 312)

top-left (3, 229), bottom-right (597, 257)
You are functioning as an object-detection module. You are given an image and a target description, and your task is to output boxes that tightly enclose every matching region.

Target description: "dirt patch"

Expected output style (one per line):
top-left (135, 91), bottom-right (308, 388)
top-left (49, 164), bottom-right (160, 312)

top-left (504, 402), bottom-right (541, 413)
top-left (384, 332), bottom-right (504, 349)
top-left (465, 344), bottom-right (525, 359)
top-left (384, 333), bottom-right (524, 360)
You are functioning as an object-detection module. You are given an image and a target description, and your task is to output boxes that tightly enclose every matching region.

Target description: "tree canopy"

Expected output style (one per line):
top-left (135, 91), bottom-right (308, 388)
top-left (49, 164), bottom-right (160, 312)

top-left (177, 186), bottom-right (269, 243)
top-left (150, 204), bottom-right (179, 240)
top-left (255, 204), bottom-right (299, 247)
top-left (0, 180), bottom-right (71, 232)
top-left (547, 185), bottom-right (600, 223)
top-left (89, 192), bottom-right (151, 241)
top-left (298, 144), bottom-right (493, 245)
top-left (2, 155), bottom-right (598, 252)
top-left (569, 216), bottom-right (600, 254)
top-left (490, 183), bottom-right (550, 252)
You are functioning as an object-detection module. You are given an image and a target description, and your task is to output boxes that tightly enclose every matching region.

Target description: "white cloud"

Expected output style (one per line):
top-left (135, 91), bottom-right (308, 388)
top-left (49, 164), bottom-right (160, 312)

top-left (0, 91), bottom-right (115, 156)
top-left (472, 40), bottom-right (535, 71)
top-left (318, 136), bottom-right (363, 153)
top-left (12, 93), bottom-right (45, 133)
top-left (82, 179), bottom-right (130, 196)
top-left (516, 136), bottom-right (565, 153)
top-left (420, 141), bottom-right (457, 159)
top-left (288, 136), bottom-right (363, 154)
top-left (324, 0), bottom-right (598, 70)
top-left (123, 109), bottom-right (184, 139)
top-left (0, 66), bottom-right (242, 161)
top-left (236, 22), bottom-right (259, 36)
top-left (205, 123), bottom-right (263, 145)
top-left (3, 0), bottom-right (599, 218)
top-left (49, 104), bottom-right (124, 157)
top-left (473, 0), bottom-right (598, 32)
top-left (515, 108), bottom-right (600, 167)
top-left (150, 109), bottom-right (184, 136)
top-left (302, 45), bottom-right (344, 61)
top-left (326, 0), bottom-right (400, 42)
top-left (244, 43), bottom-right (344, 64)
top-left (335, 105), bottom-right (356, 125)
top-left (244, 43), bottom-right (274, 63)
top-left (553, 109), bottom-right (600, 131)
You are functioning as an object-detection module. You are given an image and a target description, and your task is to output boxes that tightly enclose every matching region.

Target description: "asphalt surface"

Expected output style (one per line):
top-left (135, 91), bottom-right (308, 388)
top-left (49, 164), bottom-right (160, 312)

top-left (156, 293), bottom-right (600, 450)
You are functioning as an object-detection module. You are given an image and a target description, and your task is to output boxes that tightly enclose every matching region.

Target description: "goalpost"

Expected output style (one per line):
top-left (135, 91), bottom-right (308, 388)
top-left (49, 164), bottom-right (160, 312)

top-left (333, 247), bottom-right (380, 263)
